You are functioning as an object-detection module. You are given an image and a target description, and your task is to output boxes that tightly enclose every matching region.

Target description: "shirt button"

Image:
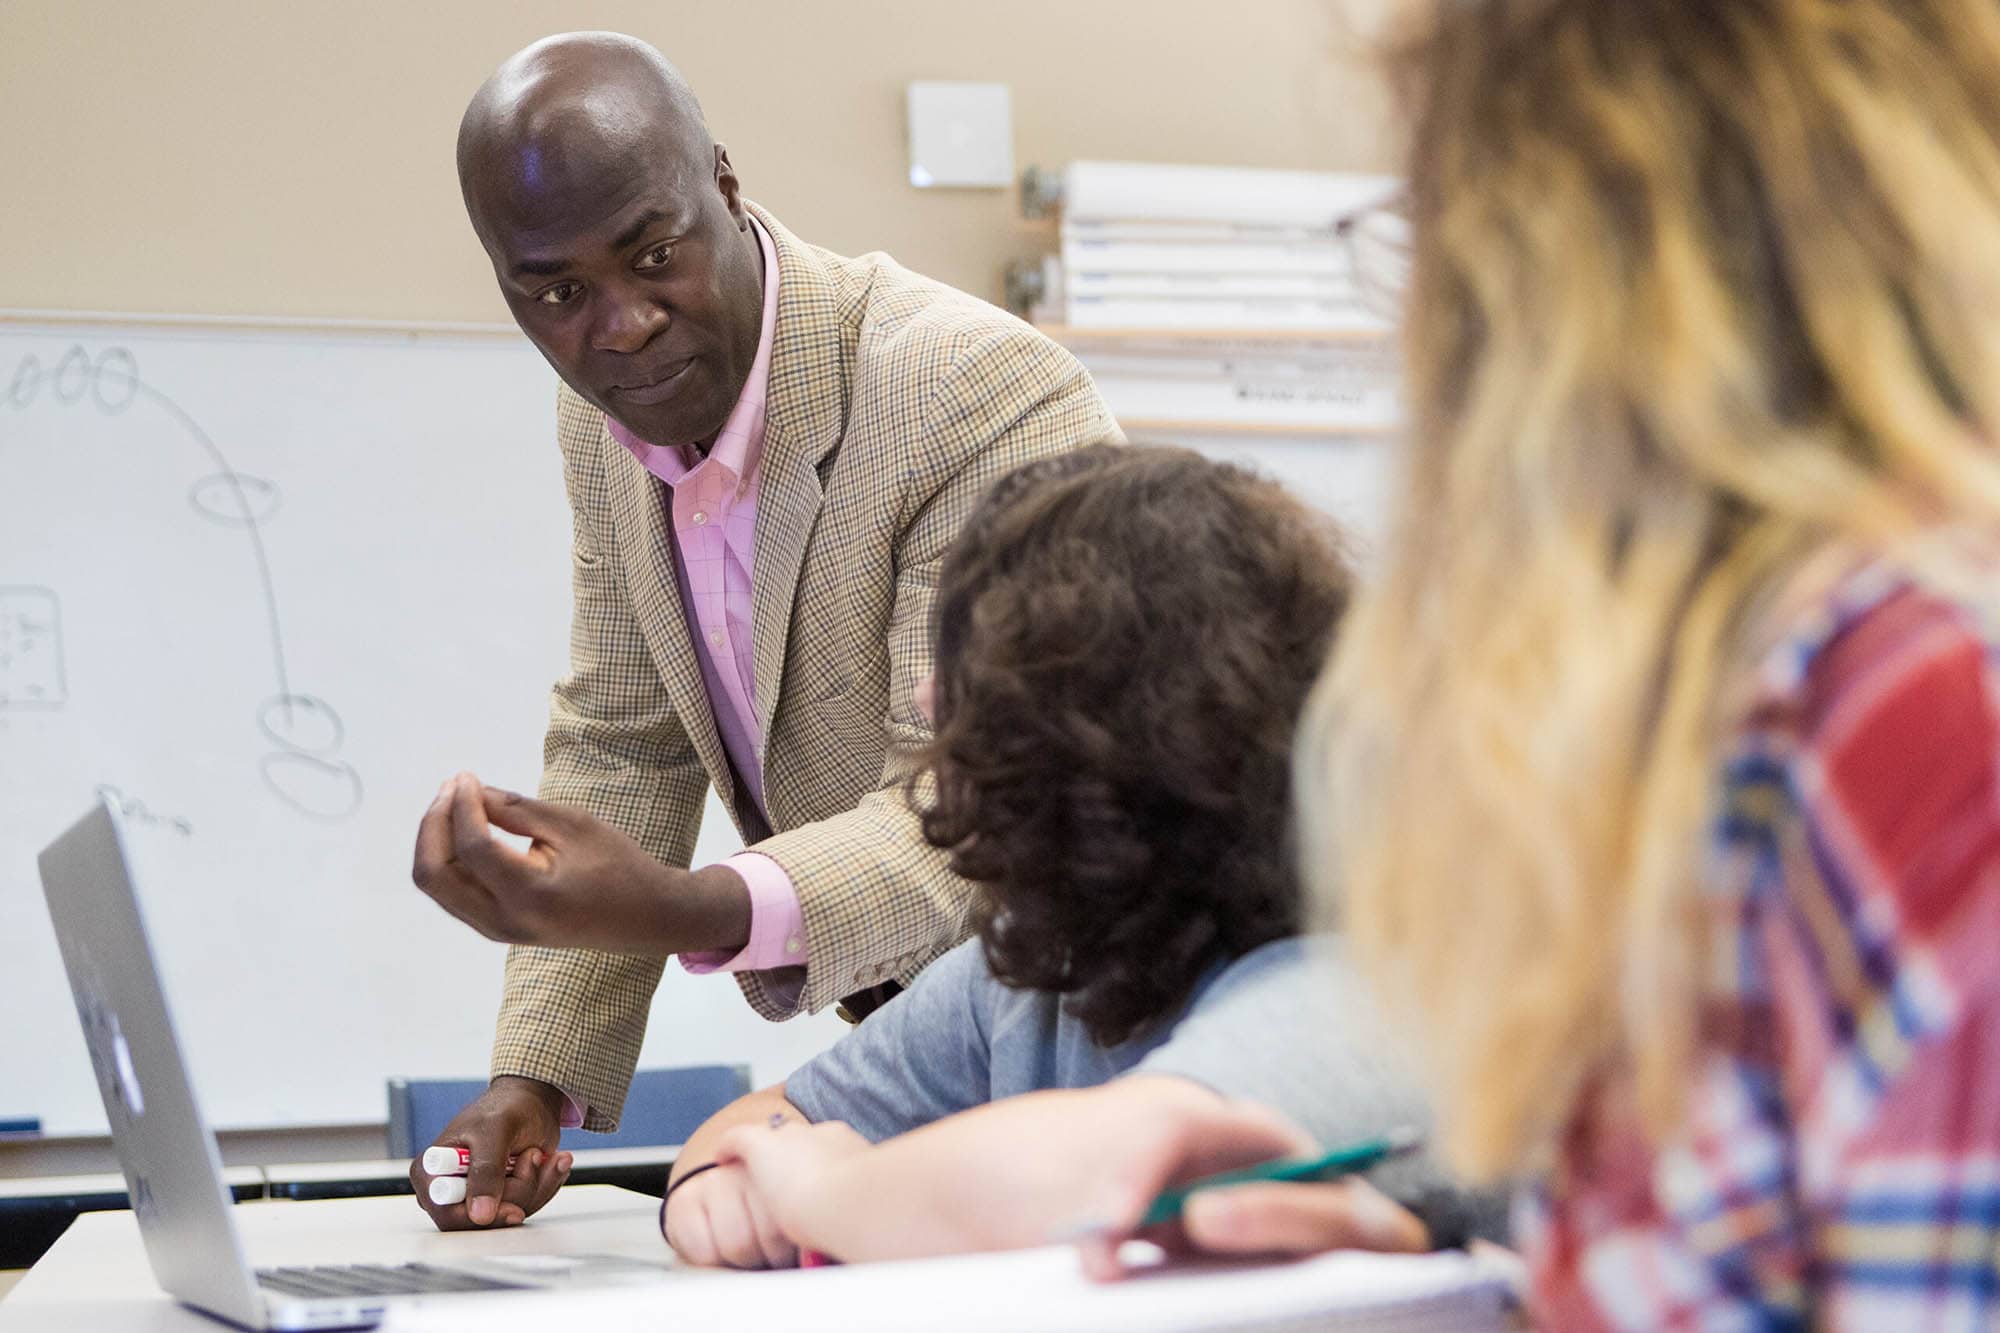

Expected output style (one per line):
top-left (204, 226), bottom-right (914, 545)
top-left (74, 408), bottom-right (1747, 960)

top-left (708, 630), bottom-right (725, 648)
top-left (691, 511), bottom-right (708, 526)
top-left (785, 936), bottom-right (802, 955)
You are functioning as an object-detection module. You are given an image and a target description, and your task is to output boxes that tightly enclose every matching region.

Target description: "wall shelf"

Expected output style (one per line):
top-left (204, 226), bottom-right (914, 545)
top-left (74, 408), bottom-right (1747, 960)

top-left (1118, 418), bottom-right (1393, 438)
top-left (1035, 323), bottom-right (1389, 345)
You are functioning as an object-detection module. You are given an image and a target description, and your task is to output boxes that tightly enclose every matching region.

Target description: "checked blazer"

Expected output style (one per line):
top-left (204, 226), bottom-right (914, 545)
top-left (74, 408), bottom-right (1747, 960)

top-left (490, 203), bottom-right (1118, 1129)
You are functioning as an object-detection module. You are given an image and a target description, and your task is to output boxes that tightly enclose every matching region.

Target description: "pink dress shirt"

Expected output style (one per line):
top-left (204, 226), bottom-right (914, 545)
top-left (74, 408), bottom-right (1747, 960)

top-left (602, 214), bottom-right (809, 981)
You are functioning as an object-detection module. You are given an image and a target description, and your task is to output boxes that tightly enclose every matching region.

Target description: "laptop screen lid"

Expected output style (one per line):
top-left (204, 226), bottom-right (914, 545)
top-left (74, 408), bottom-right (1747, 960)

top-left (38, 797), bottom-right (269, 1329)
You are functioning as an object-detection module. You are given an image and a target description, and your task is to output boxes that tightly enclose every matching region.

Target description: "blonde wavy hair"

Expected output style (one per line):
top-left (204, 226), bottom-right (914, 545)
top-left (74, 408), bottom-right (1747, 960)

top-left (1305, 0), bottom-right (2000, 1181)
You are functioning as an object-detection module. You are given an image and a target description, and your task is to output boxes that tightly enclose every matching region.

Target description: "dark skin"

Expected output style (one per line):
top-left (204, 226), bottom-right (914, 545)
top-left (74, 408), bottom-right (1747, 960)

top-left (408, 32), bottom-right (767, 1231)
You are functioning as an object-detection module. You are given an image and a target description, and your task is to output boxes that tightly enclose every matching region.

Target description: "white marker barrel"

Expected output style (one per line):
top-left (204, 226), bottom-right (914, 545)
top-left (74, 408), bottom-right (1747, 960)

top-left (427, 1175), bottom-right (469, 1207)
top-left (421, 1144), bottom-right (472, 1177)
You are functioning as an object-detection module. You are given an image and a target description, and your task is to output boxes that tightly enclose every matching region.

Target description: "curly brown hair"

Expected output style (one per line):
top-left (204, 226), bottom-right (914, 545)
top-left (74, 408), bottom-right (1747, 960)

top-left (918, 444), bottom-right (1356, 1046)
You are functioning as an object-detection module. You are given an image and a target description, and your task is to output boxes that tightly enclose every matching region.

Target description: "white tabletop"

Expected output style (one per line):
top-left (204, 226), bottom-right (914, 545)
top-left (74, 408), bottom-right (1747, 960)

top-left (0, 1184), bottom-right (669, 1332)
top-left (0, 1183), bottom-right (1524, 1333)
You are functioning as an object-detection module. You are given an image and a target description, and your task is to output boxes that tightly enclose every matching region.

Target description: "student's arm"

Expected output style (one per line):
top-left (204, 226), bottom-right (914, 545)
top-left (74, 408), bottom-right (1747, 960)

top-left (665, 941), bottom-right (997, 1267)
top-left (662, 1083), bottom-right (807, 1269)
top-left (712, 1075), bottom-right (1406, 1264)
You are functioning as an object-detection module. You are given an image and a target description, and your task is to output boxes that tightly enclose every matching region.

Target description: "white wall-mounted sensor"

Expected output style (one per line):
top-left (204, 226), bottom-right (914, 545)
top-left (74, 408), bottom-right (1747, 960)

top-left (906, 81), bottom-right (1014, 189)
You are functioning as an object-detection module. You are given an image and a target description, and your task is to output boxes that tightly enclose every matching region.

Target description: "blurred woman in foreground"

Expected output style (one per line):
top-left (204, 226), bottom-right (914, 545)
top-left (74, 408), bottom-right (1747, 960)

top-left (1105, 1), bottom-right (2000, 1325)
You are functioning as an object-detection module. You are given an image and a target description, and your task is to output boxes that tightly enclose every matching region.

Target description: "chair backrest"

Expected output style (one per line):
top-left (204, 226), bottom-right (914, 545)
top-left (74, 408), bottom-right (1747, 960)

top-left (385, 1064), bottom-right (752, 1158)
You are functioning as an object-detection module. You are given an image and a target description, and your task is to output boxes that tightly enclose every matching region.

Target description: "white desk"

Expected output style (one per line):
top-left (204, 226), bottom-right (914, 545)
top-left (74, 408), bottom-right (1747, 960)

top-left (0, 1182), bottom-right (1523, 1332)
top-left (0, 1184), bottom-right (668, 1332)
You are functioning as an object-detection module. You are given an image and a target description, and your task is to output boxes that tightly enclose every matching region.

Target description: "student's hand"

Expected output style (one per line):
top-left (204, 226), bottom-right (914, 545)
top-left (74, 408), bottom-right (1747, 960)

top-left (662, 1162), bottom-right (799, 1270)
top-left (409, 772), bottom-right (750, 956)
top-left (712, 1118), bottom-right (872, 1258)
top-left (1073, 1086), bottom-right (1428, 1279)
top-left (1146, 1178), bottom-right (1430, 1268)
top-left (411, 1075), bottom-right (572, 1231)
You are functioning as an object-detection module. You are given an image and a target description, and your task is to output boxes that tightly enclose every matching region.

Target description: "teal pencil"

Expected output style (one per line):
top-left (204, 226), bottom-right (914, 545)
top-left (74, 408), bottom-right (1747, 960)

top-left (1134, 1125), bottom-right (1424, 1230)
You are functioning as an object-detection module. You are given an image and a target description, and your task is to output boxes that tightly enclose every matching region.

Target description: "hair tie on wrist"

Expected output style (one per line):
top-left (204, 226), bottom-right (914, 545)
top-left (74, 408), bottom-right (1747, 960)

top-left (660, 1159), bottom-right (725, 1237)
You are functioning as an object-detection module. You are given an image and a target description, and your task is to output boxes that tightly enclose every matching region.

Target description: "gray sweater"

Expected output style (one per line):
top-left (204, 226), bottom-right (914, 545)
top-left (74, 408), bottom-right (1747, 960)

top-left (784, 935), bottom-right (1503, 1241)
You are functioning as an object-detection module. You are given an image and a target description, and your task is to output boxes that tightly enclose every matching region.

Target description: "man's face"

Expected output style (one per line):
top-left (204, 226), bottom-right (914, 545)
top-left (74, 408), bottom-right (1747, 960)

top-left (473, 145), bottom-right (764, 447)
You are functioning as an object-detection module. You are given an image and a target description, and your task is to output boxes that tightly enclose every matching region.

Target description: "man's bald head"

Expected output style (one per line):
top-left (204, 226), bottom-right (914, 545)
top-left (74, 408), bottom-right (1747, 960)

top-left (455, 32), bottom-right (766, 450)
top-left (458, 33), bottom-right (712, 242)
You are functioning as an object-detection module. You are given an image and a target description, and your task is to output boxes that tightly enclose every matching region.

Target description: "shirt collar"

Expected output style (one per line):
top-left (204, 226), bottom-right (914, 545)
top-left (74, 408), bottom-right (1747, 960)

top-left (606, 212), bottom-right (780, 486)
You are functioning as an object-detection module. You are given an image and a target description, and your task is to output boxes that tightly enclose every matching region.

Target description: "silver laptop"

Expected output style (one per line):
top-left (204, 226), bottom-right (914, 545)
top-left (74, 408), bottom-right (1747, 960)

top-left (38, 797), bottom-right (673, 1330)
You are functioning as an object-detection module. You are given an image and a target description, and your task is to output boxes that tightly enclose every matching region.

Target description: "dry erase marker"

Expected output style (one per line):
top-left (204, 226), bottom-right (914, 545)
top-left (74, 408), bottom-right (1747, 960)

top-left (1135, 1126), bottom-right (1424, 1229)
top-left (428, 1176), bottom-right (469, 1206)
top-left (422, 1145), bottom-right (472, 1176)
top-left (420, 1145), bottom-right (519, 1176)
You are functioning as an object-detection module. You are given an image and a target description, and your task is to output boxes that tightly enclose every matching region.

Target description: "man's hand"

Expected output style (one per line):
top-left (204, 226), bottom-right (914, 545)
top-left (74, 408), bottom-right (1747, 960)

top-left (410, 772), bottom-right (750, 955)
top-left (411, 1076), bottom-right (572, 1231)
top-left (662, 1162), bottom-right (800, 1270)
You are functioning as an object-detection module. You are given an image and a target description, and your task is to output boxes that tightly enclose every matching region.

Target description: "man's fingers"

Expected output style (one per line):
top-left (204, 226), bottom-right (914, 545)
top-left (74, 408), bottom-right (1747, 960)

top-left (462, 1138), bottom-right (512, 1227)
top-left (447, 773), bottom-right (535, 884)
top-left (508, 1146), bottom-right (571, 1220)
top-left (409, 1157), bottom-right (456, 1230)
top-left (481, 788), bottom-right (582, 844)
top-left (411, 777), bottom-right (510, 929)
top-left (1180, 1180), bottom-right (1429, 1256)
top-left (485, 1149), bottom-right (549, 1226)
top-left (410, 1145), bottom-right (502, 1233)
top-left (411, 778), bottom-right (465, 891)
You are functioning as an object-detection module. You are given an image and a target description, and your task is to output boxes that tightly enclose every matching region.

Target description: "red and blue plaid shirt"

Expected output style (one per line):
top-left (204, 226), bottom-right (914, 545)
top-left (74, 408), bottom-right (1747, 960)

top-left (1522, 561), bottom-right (2000, 1331)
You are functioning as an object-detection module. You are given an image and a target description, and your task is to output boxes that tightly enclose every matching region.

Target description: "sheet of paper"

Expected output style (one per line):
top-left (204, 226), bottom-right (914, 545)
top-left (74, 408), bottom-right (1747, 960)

top-left (382, 1244), bottom-right (1523, 1332)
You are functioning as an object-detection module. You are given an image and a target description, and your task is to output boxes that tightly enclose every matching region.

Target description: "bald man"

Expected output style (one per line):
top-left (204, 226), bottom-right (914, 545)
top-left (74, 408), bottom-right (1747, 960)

top-left (406, 32), bottom-right (1115, 1229)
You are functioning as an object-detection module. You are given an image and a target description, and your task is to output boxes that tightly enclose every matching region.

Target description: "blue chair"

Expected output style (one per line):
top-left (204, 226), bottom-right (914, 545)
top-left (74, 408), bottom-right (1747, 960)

top-left (385, 1064), bottom-right (751, 1159)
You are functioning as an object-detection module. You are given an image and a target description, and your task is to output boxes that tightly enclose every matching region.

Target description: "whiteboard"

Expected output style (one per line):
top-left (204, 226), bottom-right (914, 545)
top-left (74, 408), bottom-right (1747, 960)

top-left (0, 318), bottom-right (845, 1135)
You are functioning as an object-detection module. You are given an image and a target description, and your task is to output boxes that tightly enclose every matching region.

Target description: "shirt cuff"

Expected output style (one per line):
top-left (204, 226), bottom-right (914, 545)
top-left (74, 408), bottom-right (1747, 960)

top-left (557, 1088), bottom-right (587, 1130)
top-left (678, 852), bottom-right (810, 974)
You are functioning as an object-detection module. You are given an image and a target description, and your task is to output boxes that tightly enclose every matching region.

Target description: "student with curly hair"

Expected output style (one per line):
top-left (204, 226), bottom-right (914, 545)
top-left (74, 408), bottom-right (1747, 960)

top-left (657, 444), bottom-right (1457, 1269)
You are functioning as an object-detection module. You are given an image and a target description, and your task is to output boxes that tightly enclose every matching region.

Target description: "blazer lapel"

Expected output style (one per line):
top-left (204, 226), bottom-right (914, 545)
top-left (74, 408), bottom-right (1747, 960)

top-left (747, 203), bottom-right (851, 745)
top-left (602, 425), bottom-right (733, 799)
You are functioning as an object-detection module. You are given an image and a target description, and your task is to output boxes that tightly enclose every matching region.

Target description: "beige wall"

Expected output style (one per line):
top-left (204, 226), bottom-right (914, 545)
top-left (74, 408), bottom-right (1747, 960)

top-left (0, 0), bottom-right (1397, 325)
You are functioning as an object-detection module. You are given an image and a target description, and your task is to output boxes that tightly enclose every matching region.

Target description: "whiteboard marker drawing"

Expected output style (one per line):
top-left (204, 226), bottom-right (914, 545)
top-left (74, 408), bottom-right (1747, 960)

top-left (94, 785), bottom-right (194, 838)
top-left (0, 585), bottom-right (67, 710)
top-left (2, 345), bottom-right (362, 819)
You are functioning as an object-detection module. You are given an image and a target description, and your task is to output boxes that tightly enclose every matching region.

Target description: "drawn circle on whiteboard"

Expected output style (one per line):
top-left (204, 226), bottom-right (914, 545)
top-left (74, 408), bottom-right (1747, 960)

top-left (91, 347), bottom-right (139, 414)
top-left (54, 345), bottom-right (92, 403)
top-left (258, 693), bottom-right (345, 756)
top-left (188, 471), bottom-right (282, 527)
top-left (5, 355), bottom-right (40, 408)
top-left (259, 751), bottom-right (364, 821)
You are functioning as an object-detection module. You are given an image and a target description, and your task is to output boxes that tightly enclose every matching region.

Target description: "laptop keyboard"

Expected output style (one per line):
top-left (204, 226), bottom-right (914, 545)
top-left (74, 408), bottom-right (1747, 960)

top-left (256, 1263), bottom-right (530, 1298)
